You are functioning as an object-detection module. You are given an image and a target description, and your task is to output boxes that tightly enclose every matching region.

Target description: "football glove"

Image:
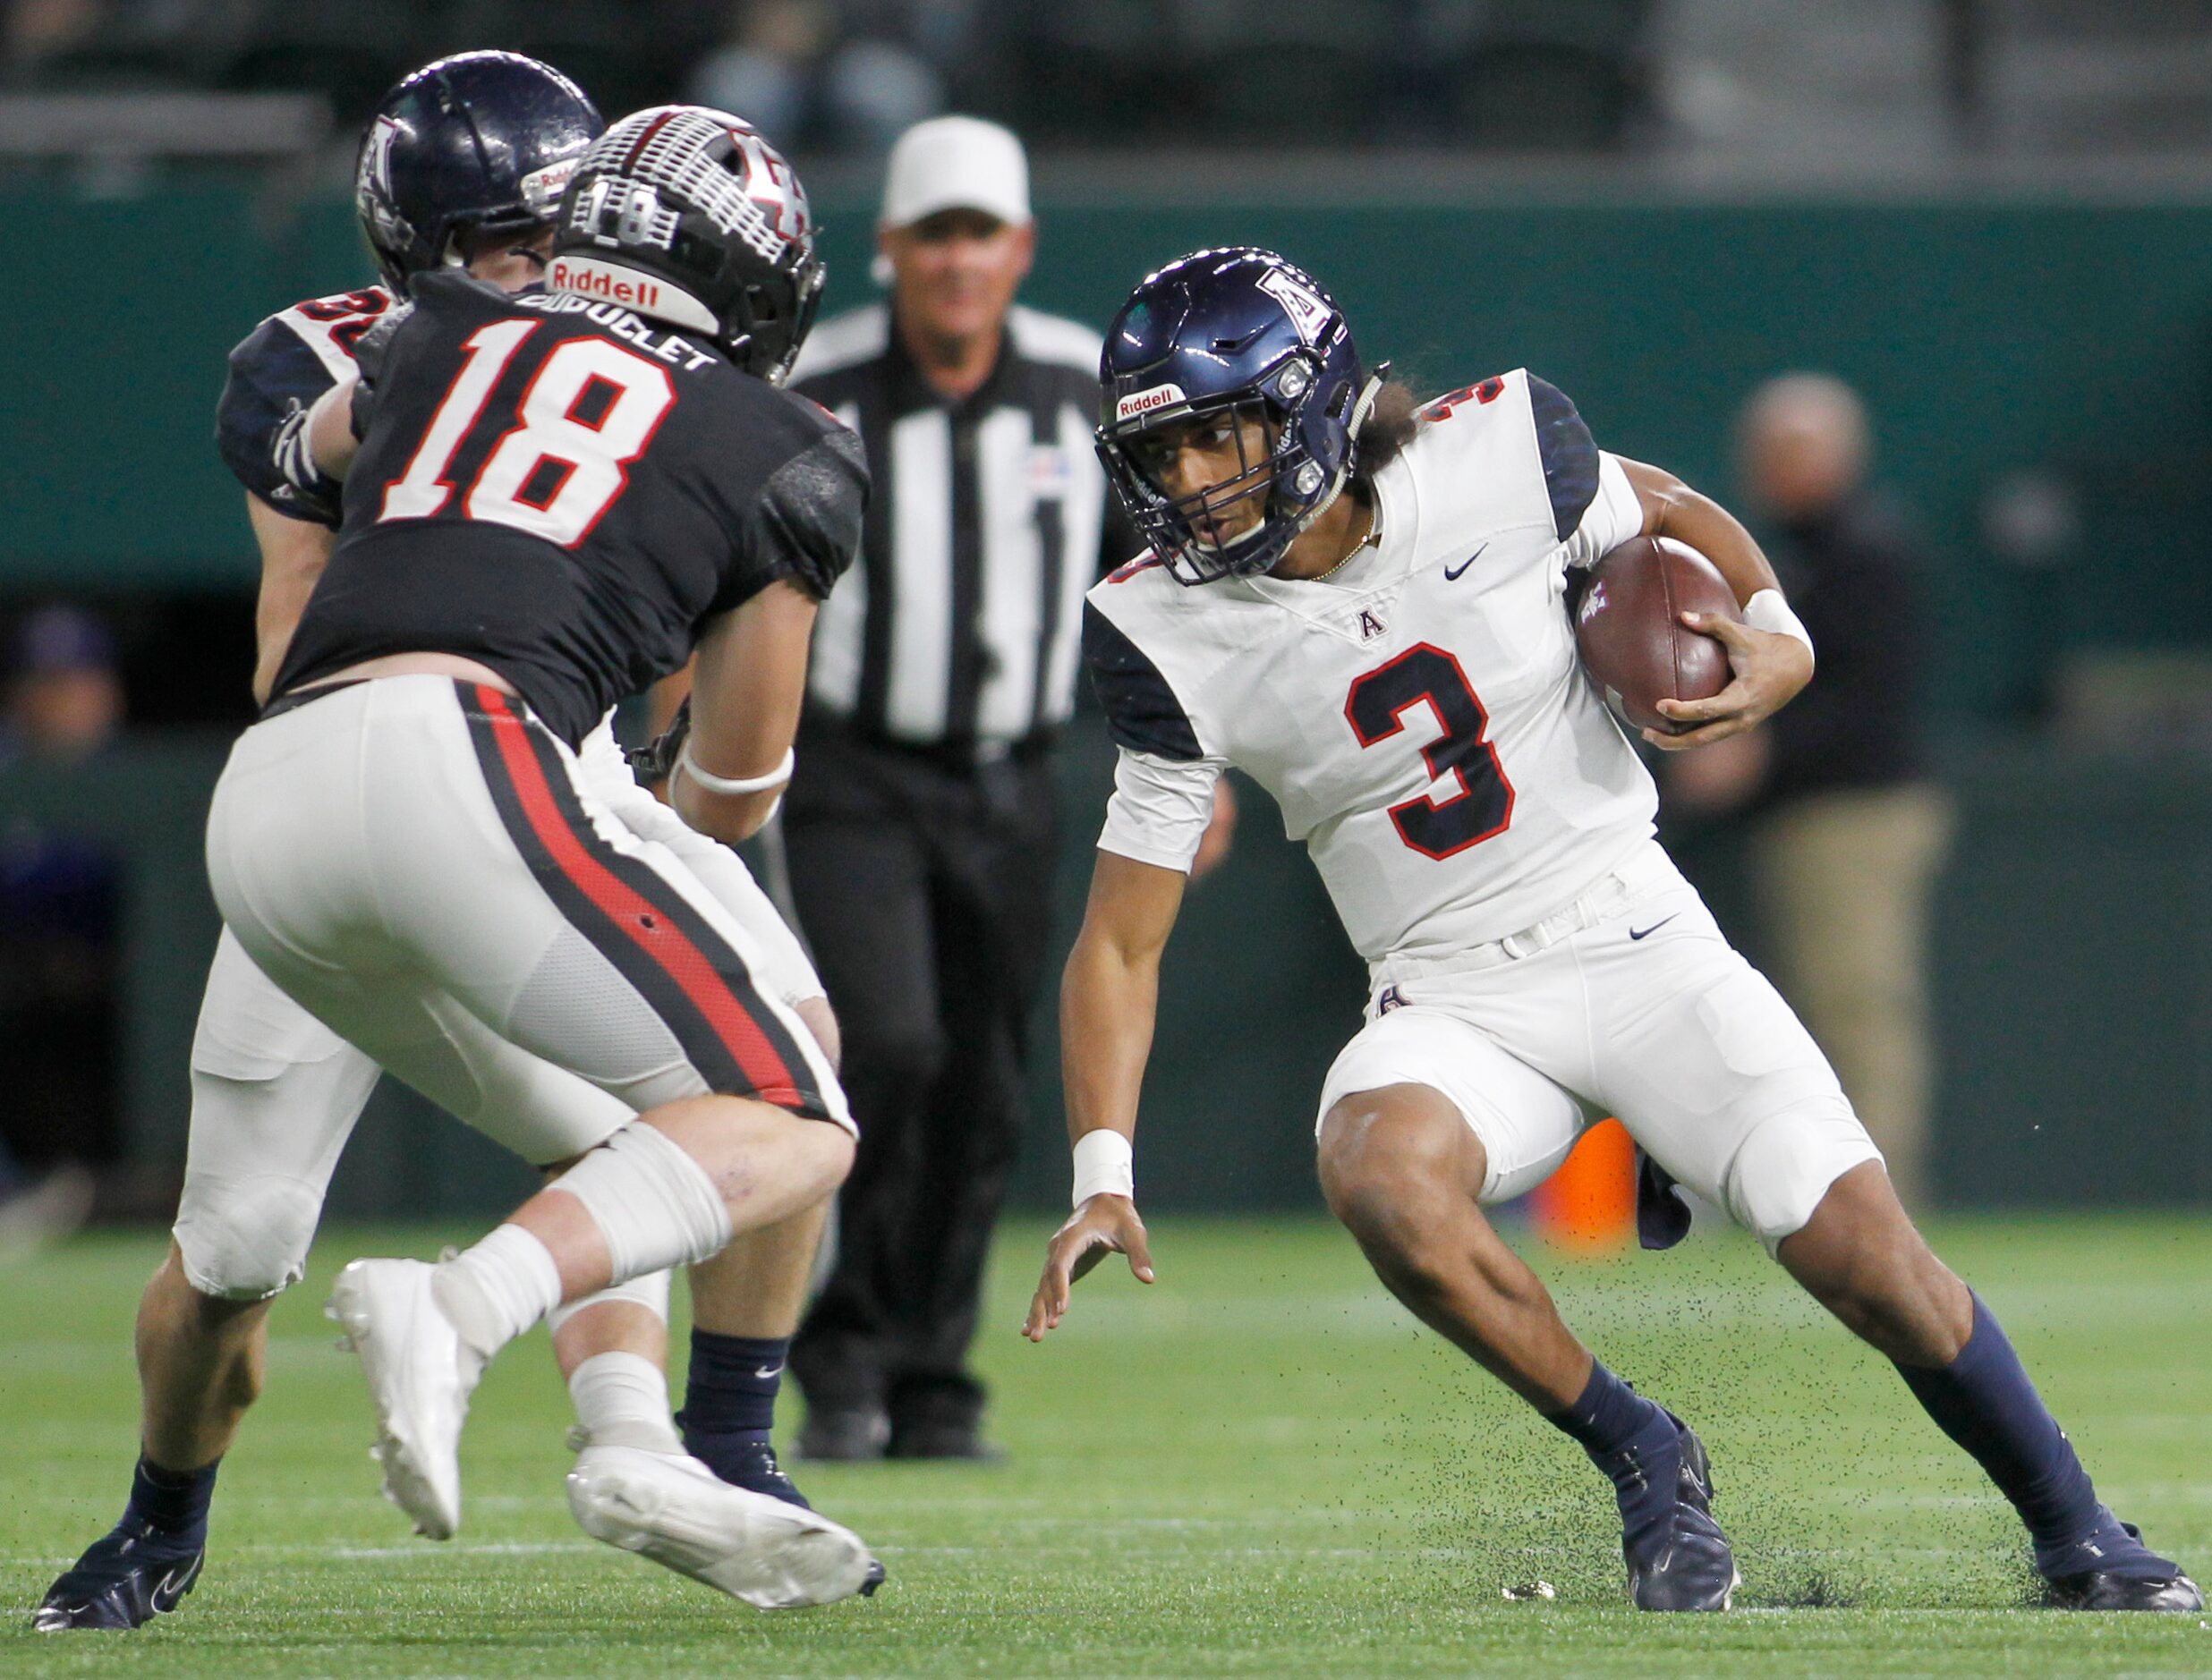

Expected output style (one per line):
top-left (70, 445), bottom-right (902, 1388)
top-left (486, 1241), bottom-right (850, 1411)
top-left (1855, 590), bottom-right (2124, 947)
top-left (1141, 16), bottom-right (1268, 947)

top-left (625, 697), bottom-right (690, 784)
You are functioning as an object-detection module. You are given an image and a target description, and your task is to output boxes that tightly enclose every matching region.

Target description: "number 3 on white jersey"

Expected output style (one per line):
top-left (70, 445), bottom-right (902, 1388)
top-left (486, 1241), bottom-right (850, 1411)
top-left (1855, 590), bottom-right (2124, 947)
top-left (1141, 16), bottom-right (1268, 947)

top-left (379, 322), bottom-right (675, 547)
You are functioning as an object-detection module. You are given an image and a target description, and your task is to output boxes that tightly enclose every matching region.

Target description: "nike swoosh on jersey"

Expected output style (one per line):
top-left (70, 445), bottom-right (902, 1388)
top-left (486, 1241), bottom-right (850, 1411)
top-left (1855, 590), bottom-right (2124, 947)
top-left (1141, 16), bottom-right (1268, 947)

top-left (1443, 543), bottom-right (1490, 581)
top-left (1629, 914), bottom-right (1680, 941)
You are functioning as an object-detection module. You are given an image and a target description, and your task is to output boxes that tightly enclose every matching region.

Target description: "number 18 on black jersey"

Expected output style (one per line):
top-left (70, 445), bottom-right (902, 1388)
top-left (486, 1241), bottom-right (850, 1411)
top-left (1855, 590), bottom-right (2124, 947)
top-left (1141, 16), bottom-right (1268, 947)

top-left (276, 270), bottom-right (867, 747)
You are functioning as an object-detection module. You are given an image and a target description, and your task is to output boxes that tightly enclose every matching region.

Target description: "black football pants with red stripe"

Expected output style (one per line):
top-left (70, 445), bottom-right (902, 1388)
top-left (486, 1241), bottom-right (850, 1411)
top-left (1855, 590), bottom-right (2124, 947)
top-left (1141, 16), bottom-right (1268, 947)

top-left (783, 724), bottom-right (1059, 1438)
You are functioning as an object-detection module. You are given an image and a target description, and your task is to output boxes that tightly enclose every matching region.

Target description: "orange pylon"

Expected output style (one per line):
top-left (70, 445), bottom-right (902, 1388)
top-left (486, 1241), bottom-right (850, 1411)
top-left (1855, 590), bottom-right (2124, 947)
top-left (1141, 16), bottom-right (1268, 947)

top-left (1530, 1118), bottom-right (1636, 1251)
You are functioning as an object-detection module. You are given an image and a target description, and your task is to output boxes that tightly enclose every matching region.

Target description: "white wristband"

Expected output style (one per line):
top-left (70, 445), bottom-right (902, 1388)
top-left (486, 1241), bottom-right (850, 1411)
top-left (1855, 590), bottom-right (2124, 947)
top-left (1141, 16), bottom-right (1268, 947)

top-left (1743, 590), bottom-right (1814, 666)
top-left (676, 742), bottom-right (795, 797)
top-left (1071, 1129), bottom-right (1135, 1208)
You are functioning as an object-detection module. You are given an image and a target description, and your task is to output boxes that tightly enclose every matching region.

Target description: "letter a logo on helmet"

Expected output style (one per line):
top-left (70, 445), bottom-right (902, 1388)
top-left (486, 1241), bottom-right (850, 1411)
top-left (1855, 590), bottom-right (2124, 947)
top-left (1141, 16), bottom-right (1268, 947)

top-left (1255, 267), bottom-right (1332, 345)
top-left (550, 105), bottom-right (824, 383)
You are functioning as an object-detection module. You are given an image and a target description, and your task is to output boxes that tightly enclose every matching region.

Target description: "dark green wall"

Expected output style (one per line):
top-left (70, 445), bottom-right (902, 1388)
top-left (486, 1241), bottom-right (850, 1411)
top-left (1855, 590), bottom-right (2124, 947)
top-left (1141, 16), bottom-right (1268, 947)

top-left (11, 186), bottom-right (2212, 720)
top-left (7, 723), bottom-right (2207, 1215)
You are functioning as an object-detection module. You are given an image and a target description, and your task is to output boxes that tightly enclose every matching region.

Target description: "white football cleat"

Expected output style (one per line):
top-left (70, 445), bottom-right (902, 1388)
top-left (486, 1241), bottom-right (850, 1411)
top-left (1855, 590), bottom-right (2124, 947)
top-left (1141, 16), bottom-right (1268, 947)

top-left (325, 1258), bottom-right (481, 1541)
top-left (566, 1443), bottom-right (877, 1609)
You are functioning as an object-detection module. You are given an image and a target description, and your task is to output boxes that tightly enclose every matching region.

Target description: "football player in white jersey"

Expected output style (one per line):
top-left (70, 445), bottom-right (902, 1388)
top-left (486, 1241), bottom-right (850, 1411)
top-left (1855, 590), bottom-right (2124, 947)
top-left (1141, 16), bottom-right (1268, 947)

top-left (1024, 248), bottom-right (2199, 1615)
top-left (37, 58), bottom-right (871, 1634)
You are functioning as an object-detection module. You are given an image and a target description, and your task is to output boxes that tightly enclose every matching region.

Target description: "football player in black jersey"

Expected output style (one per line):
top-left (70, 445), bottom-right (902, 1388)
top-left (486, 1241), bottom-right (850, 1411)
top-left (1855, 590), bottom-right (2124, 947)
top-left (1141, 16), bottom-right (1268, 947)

top-left (226, 102), bottom-right (882, 1608)
top-left (36, 73), bottom-right (866, 1634)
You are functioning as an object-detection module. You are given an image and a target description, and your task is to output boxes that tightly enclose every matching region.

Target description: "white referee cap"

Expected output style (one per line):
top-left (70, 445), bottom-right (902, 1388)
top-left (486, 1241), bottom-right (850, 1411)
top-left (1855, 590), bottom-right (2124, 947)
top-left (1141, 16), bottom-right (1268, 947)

top-left (880, 115), bottom-right (1031, 230)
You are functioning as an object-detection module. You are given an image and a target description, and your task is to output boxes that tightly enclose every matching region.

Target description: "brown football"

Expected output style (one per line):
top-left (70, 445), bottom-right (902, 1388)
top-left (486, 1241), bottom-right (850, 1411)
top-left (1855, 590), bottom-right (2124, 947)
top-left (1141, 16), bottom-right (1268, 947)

top-left (1572, 536), bottom-right (1741, 735)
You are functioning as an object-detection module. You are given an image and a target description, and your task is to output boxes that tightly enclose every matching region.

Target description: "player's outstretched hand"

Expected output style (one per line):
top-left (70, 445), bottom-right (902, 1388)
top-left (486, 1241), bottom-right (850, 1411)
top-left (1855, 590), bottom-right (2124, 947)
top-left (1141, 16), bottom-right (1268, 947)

top-left (1023, 1194), bottom-right (1153, 1342)
top-left (1645, 612), bottom-right (1813, 751)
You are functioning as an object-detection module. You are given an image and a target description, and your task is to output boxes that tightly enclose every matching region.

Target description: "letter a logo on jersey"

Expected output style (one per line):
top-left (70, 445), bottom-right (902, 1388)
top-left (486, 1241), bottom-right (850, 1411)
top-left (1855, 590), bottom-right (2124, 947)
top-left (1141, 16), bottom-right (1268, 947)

top-left (1358, 608), bottom-right (1386, 641)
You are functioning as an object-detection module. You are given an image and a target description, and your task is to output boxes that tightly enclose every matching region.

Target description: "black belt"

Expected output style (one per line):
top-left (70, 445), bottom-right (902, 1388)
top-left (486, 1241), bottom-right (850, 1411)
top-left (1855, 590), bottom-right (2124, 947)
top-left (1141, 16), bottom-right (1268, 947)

top-left (258, 678), bottom-right (370, 723)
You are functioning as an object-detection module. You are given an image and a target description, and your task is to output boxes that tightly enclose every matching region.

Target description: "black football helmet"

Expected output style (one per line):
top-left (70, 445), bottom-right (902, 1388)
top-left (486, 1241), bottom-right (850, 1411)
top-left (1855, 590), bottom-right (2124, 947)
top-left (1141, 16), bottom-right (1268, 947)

top-left (549, 106), bottom-right (824, 384)
top-left (356, 51), bottom-right (604, 296)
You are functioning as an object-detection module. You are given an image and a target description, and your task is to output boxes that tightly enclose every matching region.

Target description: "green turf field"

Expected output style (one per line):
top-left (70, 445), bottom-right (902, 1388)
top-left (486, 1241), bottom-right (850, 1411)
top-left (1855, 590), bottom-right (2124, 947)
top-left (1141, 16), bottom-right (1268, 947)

top-left (3, 1213), bottom-right (2208, 1677)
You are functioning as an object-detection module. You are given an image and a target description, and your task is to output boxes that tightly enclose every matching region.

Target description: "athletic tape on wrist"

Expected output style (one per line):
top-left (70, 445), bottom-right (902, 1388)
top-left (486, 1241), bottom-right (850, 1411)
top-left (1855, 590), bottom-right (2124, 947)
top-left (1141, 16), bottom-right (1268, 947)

top-left (677, 742), bottom-right (795, 797)
top-left (549, 1124), bottom-right (734, 1282)
top-left (546, 1267), bottom-right (673, 1336)
top-left (1071, 1128), bottom-right (1135, 1209)
top-left (1744, 589), bottom-right (1815, 665)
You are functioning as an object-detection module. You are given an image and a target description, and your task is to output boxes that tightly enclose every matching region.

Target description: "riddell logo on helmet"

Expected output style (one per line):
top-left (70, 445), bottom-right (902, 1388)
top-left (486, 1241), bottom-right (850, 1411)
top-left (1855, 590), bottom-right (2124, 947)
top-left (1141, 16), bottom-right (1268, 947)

top-left (1116, 383), bottom-right (1187, 422)
top-left (548, 255), bottom-right (663, 310)
top-left (522, 157), bottom-right (581, 217)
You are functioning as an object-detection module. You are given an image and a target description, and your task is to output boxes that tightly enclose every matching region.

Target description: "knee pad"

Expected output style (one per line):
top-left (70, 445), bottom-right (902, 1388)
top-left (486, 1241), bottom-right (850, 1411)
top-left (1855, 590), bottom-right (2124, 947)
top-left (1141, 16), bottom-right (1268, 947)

top-left (1725, 1097), bottom-right (1884, 1252)
top-left (173, 1173), bottom-right (326, 1302)
top-left (551, 1122), bottom-right (734, 1281)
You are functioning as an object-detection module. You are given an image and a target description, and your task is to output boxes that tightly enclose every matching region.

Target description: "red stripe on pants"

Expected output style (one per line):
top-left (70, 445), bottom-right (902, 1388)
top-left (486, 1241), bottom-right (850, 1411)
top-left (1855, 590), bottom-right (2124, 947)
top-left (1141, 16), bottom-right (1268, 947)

top-left (477, 688), bottom-right (804, 1107)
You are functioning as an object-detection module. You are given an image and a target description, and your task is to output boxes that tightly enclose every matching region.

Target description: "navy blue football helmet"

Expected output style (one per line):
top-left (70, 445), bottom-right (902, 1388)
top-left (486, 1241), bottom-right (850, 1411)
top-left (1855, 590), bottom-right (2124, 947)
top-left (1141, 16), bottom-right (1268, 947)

top-left (356, 51), bottom-right (604, 296)
top-left (1096, 248), bottom-right (1382, 585)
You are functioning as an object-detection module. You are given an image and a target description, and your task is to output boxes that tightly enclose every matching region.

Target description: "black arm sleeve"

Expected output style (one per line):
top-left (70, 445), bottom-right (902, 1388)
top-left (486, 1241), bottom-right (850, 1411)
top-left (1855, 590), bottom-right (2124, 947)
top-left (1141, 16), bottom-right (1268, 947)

top-left (1084, 601), bottom-right (1203, 760)
top-left (345, 306), bottom-right (411, 441)
top-left (1527, 373), bottom-right (1601, 541)
top-left (721, 427), bottom-right (869, 610)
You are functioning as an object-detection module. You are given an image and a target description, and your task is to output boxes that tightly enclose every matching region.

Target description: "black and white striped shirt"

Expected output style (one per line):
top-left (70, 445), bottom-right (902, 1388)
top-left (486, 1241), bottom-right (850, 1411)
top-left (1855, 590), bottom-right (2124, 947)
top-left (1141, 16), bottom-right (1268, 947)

top-left (790, 302), bottom-right (1134, 753)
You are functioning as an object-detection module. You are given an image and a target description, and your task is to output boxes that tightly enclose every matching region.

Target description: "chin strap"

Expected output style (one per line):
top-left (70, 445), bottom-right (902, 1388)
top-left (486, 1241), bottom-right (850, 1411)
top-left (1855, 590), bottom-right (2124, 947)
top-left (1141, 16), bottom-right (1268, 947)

top-left (1347, 362), bottom-right (1390, 442)
top-left (1287, 364), bottom-right (1390, 545)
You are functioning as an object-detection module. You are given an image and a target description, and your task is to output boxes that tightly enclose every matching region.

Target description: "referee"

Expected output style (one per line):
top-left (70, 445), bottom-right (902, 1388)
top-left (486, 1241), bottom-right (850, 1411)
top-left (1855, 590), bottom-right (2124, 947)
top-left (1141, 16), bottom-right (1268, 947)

top-left (784, 118), bottom-right (1215, 1461)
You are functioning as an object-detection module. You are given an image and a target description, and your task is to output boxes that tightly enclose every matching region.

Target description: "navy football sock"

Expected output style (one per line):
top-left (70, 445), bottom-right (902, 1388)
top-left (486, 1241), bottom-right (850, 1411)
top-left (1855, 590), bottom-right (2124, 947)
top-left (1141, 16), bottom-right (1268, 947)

top-left (1548, 1359), bottom-right (1663, 1457)
top-left (125, 1454), bottom-right (217, 1541)
top-left (1893, 1292), bottom-right (2104, 1560)
top-left (677, 1330), bottom-right (802, 1499)
top-left (1548, 1362), bottom-right (1680, 1557)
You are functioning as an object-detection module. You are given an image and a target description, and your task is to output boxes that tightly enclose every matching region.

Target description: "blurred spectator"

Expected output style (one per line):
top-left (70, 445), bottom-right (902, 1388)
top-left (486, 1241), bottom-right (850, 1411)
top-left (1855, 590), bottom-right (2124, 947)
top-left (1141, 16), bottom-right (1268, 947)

top-left (3, 604), bottom-right (123, 759)
top-left (0, 605), bottom-right (124, 1248)
top-left (1663, 373), bottom-right (1952, 1209)
top-left (689, 0), bottom-right (945, 152)
top-left (2, 0), bottom-right (101, 78)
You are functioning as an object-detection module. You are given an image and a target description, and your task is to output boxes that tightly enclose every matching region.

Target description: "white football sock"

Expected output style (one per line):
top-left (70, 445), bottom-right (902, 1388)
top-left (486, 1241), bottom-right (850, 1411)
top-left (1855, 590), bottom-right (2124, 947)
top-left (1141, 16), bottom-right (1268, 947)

top-left (547, 1121), bottom-right (733, 1282)
top-left (432, 1223), bottom-right (563, 1362)
top-left (568, 1352), bottom-right (683, 1455)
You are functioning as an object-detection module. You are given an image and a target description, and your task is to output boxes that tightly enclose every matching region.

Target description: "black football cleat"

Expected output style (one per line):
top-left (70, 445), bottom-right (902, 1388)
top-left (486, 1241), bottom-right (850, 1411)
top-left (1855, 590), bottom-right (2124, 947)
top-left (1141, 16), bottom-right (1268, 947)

top-left (2041, 1515), bottom-right (2203, 1612)
top-left (32, 1516), bottom-right (205, 1632)
top-left (1595, 1410), bottom-right (1740, 1612)
top-left (886, 1421), bottom-right (1005, 1464)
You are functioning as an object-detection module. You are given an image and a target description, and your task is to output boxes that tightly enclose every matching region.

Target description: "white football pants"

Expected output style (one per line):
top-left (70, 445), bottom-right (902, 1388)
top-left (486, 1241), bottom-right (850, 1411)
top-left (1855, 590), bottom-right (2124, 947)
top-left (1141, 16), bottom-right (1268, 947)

top-left (178, 675), bottom-right (839, 1300)
top-left (1317, 842), bottom-right (1881, 1250)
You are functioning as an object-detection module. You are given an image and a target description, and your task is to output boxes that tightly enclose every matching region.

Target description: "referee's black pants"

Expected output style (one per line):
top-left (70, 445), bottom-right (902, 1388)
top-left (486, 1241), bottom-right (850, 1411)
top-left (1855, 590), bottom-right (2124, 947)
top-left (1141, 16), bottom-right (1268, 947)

top-left (783, 720), bottom-right (1059, 1439)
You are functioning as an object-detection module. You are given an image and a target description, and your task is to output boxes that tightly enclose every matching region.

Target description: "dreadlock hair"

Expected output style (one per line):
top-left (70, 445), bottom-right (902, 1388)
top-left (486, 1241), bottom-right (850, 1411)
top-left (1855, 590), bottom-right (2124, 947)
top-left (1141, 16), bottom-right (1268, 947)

top-left (1351, 378), bottom-right (1424, 489)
